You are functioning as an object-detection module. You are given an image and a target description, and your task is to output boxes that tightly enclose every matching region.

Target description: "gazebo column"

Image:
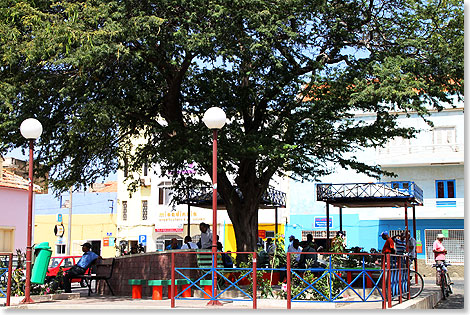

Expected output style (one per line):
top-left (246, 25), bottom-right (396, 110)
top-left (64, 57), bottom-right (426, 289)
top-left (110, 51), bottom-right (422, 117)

top-left (326, 203), bottom-right (330, 251)
top-left (339, 207), bottom-right (343, 234)
top-left (404, 202), bottom-right (409, 251)
top-left (413, 204), bottom-right (418, 277)
top-left (275, 207), bottom-right (278, 235)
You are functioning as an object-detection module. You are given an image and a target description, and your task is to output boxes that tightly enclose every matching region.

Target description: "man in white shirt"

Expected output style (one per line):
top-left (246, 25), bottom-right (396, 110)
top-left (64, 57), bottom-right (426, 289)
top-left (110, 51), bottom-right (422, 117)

top-left (199, 222), bottom-right (212, 249)
top-left (288, 239), bottom-right (302, 262)
top-left (181, 236), bottom-right (198, 249)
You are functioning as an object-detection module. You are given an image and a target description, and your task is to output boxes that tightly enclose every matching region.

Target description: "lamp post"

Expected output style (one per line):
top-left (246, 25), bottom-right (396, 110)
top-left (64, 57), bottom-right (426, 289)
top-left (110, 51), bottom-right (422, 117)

top-left (19, 118), bottom-right (43, 304)
top-left (202, 107), bottom-right (226, 306)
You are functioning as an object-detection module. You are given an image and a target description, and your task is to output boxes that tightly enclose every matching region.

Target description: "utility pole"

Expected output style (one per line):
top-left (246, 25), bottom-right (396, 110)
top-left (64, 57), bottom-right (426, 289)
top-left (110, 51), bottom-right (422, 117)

top-left (67, 187), bottom-right (72, 255)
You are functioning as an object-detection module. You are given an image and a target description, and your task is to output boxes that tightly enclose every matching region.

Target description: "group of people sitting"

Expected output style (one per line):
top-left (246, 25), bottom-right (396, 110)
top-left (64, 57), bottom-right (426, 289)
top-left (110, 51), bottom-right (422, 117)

top-left (286, 233), bottom-right (323, 269)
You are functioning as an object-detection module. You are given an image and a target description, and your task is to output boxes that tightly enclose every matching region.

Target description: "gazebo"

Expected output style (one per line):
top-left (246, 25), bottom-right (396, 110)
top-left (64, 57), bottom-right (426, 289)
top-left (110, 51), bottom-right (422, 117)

top-left (316, 181), bottom-right (423, 254)
top-left (178, 185), bottom-right (286, 235)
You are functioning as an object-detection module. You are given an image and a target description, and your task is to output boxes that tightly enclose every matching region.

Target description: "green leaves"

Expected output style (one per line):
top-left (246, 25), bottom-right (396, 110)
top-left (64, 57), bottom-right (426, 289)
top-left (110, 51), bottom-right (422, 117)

top-left (0, 0), bottom-right (464, 249)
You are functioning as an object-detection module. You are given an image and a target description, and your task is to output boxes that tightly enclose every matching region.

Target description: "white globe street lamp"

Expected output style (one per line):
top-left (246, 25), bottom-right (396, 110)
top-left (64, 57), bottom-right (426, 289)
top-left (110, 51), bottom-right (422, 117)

top-left (202, 107), bottom-right (225, 306)
top-left (20, 118), bottom-right (43, 140)
top-left (202, 107), bottom-right (226, 130)
top-left (19, 118), bottom-right (42, 304)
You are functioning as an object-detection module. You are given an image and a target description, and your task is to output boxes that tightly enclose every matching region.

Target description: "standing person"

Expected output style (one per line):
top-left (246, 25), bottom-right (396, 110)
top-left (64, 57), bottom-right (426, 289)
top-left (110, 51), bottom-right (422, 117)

top-left (61, 243), bottom-right (99, 293)
top-left (181, 236), bottom-right (198, 249)
top-left (433, 233), bottom-right (449, 285)
top-left (380, 231), bottom-right (395, 254)
top-left (406, 230), bottom-right (417, 263)
top-left (394, 233), bottom-right (406, 255)
top-left (199, 222), bottom-right (212, 249)
top-left (287, 235), bottom-right (295, 252)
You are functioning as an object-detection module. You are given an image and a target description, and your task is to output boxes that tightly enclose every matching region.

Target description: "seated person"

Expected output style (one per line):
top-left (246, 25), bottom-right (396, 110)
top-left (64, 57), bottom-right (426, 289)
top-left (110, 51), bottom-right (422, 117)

top-left (166, 238), bottom-right (181, 250)
top-left (298, 234), bottom-right (319, 269)
top-left (181, 236), bottom-right (198, 249)
top-left (61, 242), bottom-right (100, 293)
top-left (216, 242), bottom-right (234, 268)
top-left (288, 239), bottom-right (302, 263)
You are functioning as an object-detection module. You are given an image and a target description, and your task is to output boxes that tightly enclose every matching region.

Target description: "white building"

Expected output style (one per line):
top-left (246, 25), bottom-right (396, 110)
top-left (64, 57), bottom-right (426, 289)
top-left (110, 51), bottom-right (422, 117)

top-left (286, 103), bottom-right (464, 265)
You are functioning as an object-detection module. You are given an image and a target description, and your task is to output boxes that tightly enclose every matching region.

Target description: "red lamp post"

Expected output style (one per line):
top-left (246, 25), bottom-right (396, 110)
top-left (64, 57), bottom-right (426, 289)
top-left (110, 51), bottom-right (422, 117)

top-left (202, 107), bottom-right (226, 306)
top-left (19, 118), bottom-right (43, 304)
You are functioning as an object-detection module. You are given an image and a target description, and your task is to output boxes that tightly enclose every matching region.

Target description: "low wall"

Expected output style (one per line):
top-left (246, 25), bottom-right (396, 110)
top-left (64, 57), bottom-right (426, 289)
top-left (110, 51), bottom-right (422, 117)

top-left (416, 259), bottom-right (464, 279)
top-left (96, 250), bottom-right (200, 297)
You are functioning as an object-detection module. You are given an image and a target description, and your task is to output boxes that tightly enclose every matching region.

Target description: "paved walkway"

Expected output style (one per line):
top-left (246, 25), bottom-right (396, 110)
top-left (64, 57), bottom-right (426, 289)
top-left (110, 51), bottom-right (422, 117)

top-left (2, 282), bottom-right (445, 310)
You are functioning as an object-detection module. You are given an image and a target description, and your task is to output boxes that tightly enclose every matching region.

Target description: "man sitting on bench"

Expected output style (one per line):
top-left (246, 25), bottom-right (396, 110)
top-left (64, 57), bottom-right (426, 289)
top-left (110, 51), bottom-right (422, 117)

top-left (62, 242), bottom-right (100, 293)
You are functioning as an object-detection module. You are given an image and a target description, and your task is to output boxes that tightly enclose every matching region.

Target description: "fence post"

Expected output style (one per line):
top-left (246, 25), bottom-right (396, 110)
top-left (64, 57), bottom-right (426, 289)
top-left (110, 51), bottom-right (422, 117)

top-left (287, 252), bottom-right (291, 309)
top-left (171, 252), bottom-right (175, 308)
top-left (387, 254), bottom-right (392, 308)
top-left (253, 252), bottom-right (257, 309)
top-left (382, 254), bottom-right (386, 309)
top-left (5, 253), bottom-right (12, 307)
top-left (407, 255), bottom-right (411, 300)
top-left (398, 256), bottom-right (402, 304)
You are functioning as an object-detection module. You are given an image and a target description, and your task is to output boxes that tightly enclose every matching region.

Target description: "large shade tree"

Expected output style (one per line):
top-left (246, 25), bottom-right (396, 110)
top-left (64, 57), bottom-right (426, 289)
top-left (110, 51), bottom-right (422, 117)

top-left (0, 0), bottom-right (464, 252)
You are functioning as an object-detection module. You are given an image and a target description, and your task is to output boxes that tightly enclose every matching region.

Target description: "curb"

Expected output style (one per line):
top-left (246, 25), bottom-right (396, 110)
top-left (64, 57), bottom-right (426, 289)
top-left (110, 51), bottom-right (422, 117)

top-left (393, 290), bottom-right (441, 309)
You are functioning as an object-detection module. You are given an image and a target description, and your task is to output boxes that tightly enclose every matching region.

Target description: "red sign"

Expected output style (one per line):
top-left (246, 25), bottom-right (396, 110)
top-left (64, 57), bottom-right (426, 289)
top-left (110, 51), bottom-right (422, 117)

top-left (103, 237), bottom-right (109, 247)
top-left (155, 228), bottom-right (183, 232)
top-left (258, 230), bottom-right (266, 239)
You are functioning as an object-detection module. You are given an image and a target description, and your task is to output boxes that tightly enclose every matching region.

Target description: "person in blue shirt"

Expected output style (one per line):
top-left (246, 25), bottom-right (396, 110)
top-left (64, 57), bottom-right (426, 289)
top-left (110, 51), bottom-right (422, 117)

top-left (166, 238), bottom-right (181, 250)
top-left (62, 242), bottom-right (99, 293)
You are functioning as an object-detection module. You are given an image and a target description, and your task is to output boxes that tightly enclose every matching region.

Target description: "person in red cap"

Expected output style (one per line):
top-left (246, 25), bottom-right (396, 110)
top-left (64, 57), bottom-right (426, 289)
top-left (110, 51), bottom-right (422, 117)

top-left (380, 231), bottom-right (396, 254)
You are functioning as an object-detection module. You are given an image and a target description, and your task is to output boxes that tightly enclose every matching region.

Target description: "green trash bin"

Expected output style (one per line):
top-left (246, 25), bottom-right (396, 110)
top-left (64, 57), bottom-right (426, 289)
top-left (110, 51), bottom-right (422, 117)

top-left (31, 242), bottom-right (52, 284)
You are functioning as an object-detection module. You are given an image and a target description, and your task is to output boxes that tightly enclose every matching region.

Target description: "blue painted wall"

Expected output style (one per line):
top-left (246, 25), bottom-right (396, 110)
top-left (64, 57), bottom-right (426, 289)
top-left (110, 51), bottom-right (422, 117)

top-left (287, 215), bottom-right (463, 259)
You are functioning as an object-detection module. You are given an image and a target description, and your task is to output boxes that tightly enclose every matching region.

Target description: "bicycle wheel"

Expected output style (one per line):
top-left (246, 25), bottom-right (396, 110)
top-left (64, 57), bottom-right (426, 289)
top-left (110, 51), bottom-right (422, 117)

top-left (446, 273), bottom-right (454, 294)
top-left (440, 273), bottom-right (447, 300)
top-left (405, 270), bottom-right (424, 299)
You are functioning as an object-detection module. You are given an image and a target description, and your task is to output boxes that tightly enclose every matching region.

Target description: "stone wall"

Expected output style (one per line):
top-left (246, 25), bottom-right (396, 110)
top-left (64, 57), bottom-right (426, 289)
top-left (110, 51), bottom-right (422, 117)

top-left (95, 250), bottom-right (200, 297)
top-left (416, 259), bottom-right (464, 279)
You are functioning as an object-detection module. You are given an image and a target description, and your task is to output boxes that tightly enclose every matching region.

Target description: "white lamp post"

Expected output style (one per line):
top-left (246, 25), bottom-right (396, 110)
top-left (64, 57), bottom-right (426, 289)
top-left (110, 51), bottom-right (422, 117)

top-left (19, 118), bottom-right (42, 304)
top-left (202, 107), bottom-right (226, 306)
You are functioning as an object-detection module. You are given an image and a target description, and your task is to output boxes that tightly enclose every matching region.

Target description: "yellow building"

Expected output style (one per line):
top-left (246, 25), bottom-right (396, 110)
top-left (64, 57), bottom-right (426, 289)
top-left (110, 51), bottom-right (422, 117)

top-left (34, 182), bottom-right (118, 258)
top-left (224, 223), bottom-right (285, 252)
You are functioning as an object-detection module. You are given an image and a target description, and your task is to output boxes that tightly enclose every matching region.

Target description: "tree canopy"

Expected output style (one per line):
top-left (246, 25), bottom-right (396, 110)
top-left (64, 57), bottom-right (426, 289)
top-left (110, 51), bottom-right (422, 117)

top-left (0, 0), bottom-right (464, 252)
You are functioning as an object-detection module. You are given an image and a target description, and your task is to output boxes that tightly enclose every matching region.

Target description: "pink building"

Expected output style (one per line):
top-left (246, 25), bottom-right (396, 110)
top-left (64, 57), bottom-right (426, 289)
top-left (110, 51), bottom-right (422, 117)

top-left (0, 164), bottom-right (40, 253)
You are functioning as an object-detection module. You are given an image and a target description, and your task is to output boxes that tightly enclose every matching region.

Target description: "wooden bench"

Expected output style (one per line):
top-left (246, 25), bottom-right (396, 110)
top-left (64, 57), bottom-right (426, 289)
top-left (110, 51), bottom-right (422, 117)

top-left (75, 258), bottom-right (115, 296)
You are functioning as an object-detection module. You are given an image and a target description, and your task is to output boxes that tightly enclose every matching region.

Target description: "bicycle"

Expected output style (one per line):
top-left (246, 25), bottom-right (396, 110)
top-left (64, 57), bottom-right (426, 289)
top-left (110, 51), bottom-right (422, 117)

top-left (433, 261), bottom-right (453, 299)
top-left (404, 269), bottom-right (424, 299)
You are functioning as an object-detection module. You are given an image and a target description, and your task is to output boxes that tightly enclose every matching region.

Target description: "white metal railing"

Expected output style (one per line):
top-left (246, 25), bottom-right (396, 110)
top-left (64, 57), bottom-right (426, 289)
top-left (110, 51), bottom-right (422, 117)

top-left (377, 143), bottom-right (464, 155)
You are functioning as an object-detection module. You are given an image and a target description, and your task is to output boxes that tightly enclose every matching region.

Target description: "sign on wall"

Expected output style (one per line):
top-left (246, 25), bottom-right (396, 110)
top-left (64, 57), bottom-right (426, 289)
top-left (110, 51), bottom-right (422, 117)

top-left (155, 207), bottom-right (212, 233)
top-left (258, 230), bottom-right (266, 239)
top-left (314, 217), bottom-right (333, 228)
top-left (139, 235), bottom-right (147, 245)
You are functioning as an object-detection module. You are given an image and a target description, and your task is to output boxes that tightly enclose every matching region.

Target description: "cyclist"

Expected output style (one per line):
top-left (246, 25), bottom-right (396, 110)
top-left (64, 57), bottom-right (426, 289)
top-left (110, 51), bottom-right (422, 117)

top-left (432, 233), bottom-right (451, 285)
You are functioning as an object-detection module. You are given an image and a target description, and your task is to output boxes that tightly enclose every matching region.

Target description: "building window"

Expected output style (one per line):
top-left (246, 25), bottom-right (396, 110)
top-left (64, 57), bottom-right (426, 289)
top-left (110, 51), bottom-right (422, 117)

top-left (123, 158), bottom-right (129, 178)
top-left (158, 181), bottom-right (173, 205)
top-left (142, 200), bottom-right (148, 220)
top-left (143, 163), bottom-right (148, 177)
top-left (436, 180), bottom-right (456, 198)
top-left (122, 201), bottom-right (127, 221)
top-left (56, 244), bottom-right (66, 255)
top-left (433, 126), bottom-right (456, 145)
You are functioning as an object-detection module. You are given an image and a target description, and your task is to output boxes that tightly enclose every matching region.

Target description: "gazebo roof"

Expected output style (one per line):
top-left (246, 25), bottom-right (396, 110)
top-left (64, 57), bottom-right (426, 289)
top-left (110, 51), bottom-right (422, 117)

top-left (316, 181), bottom-right (423, 208)
top-left (179, 185), bottom-right (286, 209)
